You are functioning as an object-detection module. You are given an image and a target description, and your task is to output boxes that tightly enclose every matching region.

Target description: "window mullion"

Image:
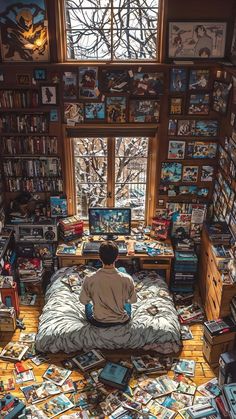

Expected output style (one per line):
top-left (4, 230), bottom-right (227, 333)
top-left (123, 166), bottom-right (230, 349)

top-left (107, 137), bottom-right (115, 206)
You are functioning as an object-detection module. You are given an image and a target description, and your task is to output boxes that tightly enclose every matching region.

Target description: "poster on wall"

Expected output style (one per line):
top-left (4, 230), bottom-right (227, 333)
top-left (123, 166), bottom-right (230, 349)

top-left (168, 21), bottom-right (227, 59)
top-left (0, 0), bottom-right (50, 62)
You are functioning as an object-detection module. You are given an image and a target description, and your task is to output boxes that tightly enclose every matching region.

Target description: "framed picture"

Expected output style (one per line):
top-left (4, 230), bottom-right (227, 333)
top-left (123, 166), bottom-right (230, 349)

top-left (194, 120), bottom-right (218, 137)
top-left (189, 69), bottom-right (210, 90)
top-left (212, 80), bottom-right (230, 114)
top-left (160, 162), bottom-right (182, 183)
top-left (129, 100), bottom-right (160, 123)
top-left (16, 74), bottom-right (31, 85)
top-left (201, 165), bottom-right (214, 181)
top-left (64, 103), bottom-right (84, 125)
top-left (182, 166), bottom-right (199, 183)
top-left (168, 140), bottom-right (186, 159)
top-left (186, 142), bottom-right (217, 159)
top-left (170, 68), bottom-right (187, 92)
top-left (168, 21), bottom-right (227, 59)
top-left (187, 93), bottom-right (210, 115)
top-left (78, 67), bottom-right (99, 99)
top-left (169, 97), bottom-right (184, 115)
top-left (131, 72), bottom-right (164, 96)
top-left (177, 119), bottom-right (195, 136)
top-left (34, 69), bottom-right (47, 81)
top-left (50, 109), bottom-right (59, 122)
top-left (197, 188), bottom-right (209, 197)
top-left (85, 103), bottom-right (105, 121)
top-left (179, 185), bottom-right (198, 196)
top-left (0, 0), bottom-right (50, 62)
top-left (168, 119), bottom-right (178, 136)
top-left (106, 97), bottom-right (126, 123)
top-left (100, 69), bottom-right (130, 94)
top-left (63, 72), bottom-right (77, 100)
top-left (41, 85), bottom-right (57, 105)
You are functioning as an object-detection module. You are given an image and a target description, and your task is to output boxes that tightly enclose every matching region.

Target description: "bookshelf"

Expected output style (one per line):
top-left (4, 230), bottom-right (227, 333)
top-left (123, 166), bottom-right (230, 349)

top-left (0, 85), bottom-right (63, 199)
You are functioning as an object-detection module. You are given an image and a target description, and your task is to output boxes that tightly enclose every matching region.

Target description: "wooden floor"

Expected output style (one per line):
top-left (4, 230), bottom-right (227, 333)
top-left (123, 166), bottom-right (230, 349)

top-left (0, 295), bottom-right (217, 418)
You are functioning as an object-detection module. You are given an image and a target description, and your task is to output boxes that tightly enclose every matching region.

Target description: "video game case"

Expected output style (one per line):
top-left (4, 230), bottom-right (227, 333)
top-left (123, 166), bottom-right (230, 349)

top-left (204, 317), bottom-right (236, 336)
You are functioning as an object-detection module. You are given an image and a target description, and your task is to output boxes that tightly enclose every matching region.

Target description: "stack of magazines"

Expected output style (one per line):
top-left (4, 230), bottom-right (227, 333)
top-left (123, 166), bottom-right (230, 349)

top-left (177, 303), bottom-right (204, 324)
top-left (17, 257), bottom-right (44, 288)
top-left (205, 221), bottom-right (232, 245)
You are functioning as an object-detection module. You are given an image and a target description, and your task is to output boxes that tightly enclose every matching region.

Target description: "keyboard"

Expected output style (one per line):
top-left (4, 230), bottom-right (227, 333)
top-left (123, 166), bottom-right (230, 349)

top-left (82, 241), bottom-right (127, 255)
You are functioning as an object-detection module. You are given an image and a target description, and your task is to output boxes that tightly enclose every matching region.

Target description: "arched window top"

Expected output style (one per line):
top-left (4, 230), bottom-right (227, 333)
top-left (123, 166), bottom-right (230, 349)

top-left (63, 0), bottom-right (160, 61)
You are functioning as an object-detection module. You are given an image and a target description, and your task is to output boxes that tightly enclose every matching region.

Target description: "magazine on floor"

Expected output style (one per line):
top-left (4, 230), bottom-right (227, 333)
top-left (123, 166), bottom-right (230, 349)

top-left (39, 393), bottom-right (74, 418)
top-left (0, 342), bottom-right (29, 362)
top-left (43, 364), bottom-right (72, 386)
top-left (173, 359), bottom-right (196, 377)
top-left (72, 349), bottom-right (106, 371)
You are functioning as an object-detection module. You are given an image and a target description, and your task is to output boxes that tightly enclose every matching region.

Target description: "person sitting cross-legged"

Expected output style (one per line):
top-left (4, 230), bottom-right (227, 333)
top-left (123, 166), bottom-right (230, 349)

top-left (79, 241), bottom-right (137, 327)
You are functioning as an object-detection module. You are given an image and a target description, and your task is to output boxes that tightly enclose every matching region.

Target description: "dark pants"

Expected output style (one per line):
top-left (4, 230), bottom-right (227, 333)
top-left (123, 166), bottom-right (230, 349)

top-left (85, 303), bottom-right (131, 328)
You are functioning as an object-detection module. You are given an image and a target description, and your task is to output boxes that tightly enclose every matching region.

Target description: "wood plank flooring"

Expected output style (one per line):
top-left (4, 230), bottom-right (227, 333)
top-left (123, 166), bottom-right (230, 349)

top-left (0, 294), bottom-right (217, 418)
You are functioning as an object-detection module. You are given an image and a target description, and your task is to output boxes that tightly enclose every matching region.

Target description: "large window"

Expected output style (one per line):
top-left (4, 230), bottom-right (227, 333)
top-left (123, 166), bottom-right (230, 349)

top-left (64, 0), bottom-right (160, 61)
top-left (72, 136), bottom-right (153, 220)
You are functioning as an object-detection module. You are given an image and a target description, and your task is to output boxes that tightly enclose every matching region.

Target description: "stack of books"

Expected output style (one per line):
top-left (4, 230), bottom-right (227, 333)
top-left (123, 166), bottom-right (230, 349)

top-left (17, 257), bottom-right (44, 288)
top-left (205, 221), bottom-right (232, 245)
top-left (59, 215), bottom-right (84, 242)
top-left (171, 251), bottom-right (198, 292)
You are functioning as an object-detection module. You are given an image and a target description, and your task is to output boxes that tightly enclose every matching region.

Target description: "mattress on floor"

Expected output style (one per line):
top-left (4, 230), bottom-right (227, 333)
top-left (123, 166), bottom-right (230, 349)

top-left (35, 267), bottom-right (181, 354)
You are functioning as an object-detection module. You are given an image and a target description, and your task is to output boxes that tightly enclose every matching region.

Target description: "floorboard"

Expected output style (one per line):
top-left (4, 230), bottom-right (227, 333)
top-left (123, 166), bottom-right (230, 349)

top-left (0, 294), bottom-right (217, 418)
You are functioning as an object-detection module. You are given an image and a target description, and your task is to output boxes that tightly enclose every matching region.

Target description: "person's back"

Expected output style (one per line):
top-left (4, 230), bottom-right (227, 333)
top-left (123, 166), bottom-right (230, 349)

top-left (79, 241), bottom-right (137, 327)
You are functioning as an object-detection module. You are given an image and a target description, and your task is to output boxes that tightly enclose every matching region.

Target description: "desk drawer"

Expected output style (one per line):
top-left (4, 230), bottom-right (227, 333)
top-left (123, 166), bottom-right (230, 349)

top-left (60, 258), bottom-right (84, 267)
top-left (140, 259), bottom-right (170, 269)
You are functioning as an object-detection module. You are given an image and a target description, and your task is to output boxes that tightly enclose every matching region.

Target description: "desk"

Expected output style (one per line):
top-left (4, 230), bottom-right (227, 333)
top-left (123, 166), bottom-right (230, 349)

top-left (56, 239), bottom-right (174, 286)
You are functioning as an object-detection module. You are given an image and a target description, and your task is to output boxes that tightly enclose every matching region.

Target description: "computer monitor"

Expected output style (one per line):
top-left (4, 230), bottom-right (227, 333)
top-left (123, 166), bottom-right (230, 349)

top-left (88, 207), bottom-right (131, 240)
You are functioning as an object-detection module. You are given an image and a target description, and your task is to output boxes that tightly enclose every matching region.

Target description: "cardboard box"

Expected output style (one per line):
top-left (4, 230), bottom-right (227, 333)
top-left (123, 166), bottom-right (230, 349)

top-left (0, 312), bottom-right (16, 331)
top-left (203, 336), bottom-right (235, 365)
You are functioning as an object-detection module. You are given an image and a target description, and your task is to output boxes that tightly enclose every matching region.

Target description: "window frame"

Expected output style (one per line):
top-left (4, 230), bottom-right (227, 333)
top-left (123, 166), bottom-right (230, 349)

top-left (57, 0), bottom-right (165, 63)
top-left (63, 127), bottom-right (159, 224)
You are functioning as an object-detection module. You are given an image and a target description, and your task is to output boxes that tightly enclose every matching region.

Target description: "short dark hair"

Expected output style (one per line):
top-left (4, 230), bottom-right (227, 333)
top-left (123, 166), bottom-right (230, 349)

top-left (99, 241), bottom-right (118, 265)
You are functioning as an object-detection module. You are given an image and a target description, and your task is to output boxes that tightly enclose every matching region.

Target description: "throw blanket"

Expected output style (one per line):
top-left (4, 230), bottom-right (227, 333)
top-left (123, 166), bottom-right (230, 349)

top-left (36, 267), bottom-right (181, 354)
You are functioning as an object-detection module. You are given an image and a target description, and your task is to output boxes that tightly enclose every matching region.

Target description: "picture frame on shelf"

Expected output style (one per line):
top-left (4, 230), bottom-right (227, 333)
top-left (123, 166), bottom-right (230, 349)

top-left (169, 97), bottom-right (184, 115)
top-left (33, 68), bottom-right (47, 81)
top-left (160, 162), bottom-right (182, 183)
top-left (64, 102), bottom-right (84, 125)
top-left (129, 100), bottom-right (160, 123)
top-left (62, 72), bottom-right (77, 100)
top-left (212, 80), bottom-right (230, 114)
top-left (100, 69), bottom-right (130, 94)
top-left (177, 119), bottom-right (194, 136)
top-left (189, 69), bottom-right (210, 90)
top-left (41, 85), bottom-right (57, 105)
top-left (131, 72), bottom-right (164, 96)
top-left (168, 21), bottom-right (227, 59)
top-left (169, 68), bottom-right (187, 92)
top-left (168, 119), bottom-right (178, 136)
top-left (168, 140), bottom-right (186, 159)
top-left (78, 67), bottom-right (99, 99)
top-left (16, 74), bottom-right (31, 85)
top-left (187, 93), bottom-right (210, 115)
top-left (186, 142), bottom-right (217, 159)
top-left (0, 0), bottom-right (50, 62)
top-left (201, 165), bottom-right (214, 182)
top-left (182, 166), bottom-right (199, 183)
top-left (106, 97), bottom-right (126, 123)
top-left (85, 102), bottom-right (105, 121)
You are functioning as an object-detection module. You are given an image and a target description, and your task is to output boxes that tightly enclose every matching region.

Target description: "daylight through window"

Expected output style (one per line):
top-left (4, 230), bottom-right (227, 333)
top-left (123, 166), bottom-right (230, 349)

top-left (73, 137), bottom-right (149, 219)
top-left (64, 0), bottom-right (160, 60)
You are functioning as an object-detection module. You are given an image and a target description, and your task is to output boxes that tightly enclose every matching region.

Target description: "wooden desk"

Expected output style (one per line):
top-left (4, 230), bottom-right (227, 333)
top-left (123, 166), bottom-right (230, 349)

top-left (56, 239), bottom-right (174, 286)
